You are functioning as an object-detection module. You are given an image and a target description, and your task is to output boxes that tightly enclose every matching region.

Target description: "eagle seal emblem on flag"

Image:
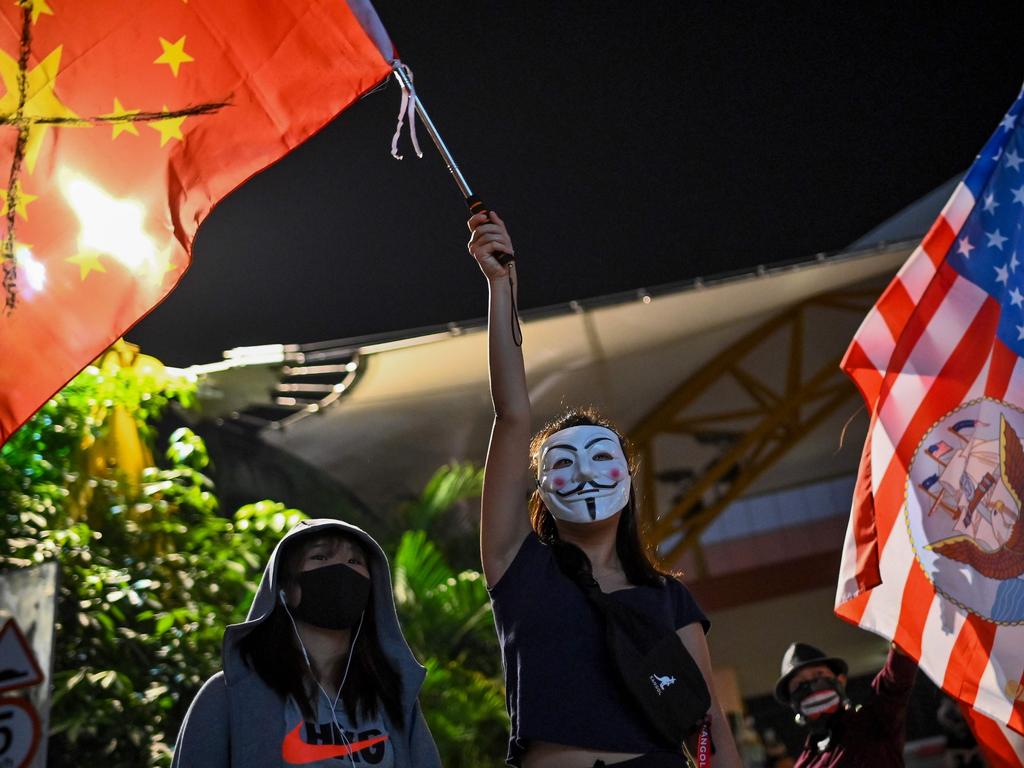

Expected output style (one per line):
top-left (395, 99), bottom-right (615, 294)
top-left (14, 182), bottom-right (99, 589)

top-left (907, 399), bottom-right (1024, 624)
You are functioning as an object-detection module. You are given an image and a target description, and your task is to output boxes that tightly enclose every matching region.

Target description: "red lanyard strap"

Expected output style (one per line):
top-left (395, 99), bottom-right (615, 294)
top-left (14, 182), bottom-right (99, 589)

top-left (696, 716), bottom-right (713, 768)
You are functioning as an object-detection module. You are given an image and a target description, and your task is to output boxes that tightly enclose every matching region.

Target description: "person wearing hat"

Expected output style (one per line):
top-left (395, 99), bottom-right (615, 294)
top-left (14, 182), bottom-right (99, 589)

top-left (774, 641), bottom-right (917, 767)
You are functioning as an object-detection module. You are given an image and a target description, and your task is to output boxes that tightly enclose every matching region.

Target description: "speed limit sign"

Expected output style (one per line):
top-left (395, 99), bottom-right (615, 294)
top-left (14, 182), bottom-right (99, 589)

top-left (0, 698), bottom-right (40, 768)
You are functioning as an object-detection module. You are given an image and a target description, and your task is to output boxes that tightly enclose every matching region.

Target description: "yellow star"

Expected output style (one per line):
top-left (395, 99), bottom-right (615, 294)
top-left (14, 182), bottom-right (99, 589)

top-left (149, 105), bottom-right (186, 147)
top-left (66, 251), bottom-right (106, 281)
top-left (21, 0), bottom-right (53, 24)
top-left (106, 98), bottom-right (139, 139)
top-left (0, 45), bottom-right (79, 174)
top-left (146, 257), bottom-right (178, 288)
top-left (154, 35), bottom-right (194, 77)
top-left (0, 182), bottom-right (38, 220)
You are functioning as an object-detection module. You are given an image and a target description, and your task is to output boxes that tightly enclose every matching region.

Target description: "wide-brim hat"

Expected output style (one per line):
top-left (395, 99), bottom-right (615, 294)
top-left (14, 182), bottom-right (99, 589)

top-left (774, 642), bottom-right (848, 704)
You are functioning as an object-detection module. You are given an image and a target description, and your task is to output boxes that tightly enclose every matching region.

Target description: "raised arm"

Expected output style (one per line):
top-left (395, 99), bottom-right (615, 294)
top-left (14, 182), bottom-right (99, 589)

top-left (468, 211), bottom-right (533, 586)
top-left (868, 643), bottom-right (918, 736)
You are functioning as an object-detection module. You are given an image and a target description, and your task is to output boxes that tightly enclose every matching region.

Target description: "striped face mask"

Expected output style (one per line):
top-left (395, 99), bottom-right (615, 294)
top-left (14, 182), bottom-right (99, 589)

top-left (792, 677), bottom-right (846, 721)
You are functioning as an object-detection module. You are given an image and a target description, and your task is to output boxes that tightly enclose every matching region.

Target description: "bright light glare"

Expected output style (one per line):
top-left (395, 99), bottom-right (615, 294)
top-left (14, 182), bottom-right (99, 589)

top-left (15, 245), bottom-right (45, 292)
top-left (60, 171), bottom-right (158, 273)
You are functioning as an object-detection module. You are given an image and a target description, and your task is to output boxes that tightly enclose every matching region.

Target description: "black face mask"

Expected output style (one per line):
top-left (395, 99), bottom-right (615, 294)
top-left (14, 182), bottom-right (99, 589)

top-left (291, 563), bottom-right (370, 630)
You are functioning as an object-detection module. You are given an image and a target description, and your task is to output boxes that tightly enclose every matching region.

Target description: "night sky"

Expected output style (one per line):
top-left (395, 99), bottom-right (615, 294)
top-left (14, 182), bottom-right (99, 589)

top-left (128, 3), bottom-right (1024, 366)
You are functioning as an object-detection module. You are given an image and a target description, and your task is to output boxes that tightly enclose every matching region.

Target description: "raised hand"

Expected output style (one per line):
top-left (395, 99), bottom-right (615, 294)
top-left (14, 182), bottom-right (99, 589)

top-left (467, 210), bottom-right (514, 280)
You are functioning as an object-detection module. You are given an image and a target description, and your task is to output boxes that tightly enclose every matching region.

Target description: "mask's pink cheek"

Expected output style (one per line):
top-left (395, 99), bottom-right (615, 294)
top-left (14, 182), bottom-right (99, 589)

top-left (610, 468), bottom-right (621, 480)
top-left (553, 477), bottom-right (566, 488)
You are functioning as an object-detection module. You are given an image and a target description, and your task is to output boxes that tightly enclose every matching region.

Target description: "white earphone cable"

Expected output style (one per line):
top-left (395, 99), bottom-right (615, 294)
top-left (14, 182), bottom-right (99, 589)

top-left (280, 590), bottom-right (365, 767)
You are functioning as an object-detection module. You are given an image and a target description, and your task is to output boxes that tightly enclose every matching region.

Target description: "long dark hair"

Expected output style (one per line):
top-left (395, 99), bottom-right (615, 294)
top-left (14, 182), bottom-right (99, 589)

top-left (238, 531), bottom-right (405, 727)
top-left (529, 407), bottom-right (669, 587)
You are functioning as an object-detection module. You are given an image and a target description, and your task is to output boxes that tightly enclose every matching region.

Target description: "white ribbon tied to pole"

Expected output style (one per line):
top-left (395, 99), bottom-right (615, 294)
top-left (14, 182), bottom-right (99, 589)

top-left (390, 62), bottom-right (423, 161)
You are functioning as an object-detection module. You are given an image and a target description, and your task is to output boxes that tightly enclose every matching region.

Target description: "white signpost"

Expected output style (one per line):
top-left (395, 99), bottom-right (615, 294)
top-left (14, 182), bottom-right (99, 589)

top-left (0, 563), bottom-right (58, 768)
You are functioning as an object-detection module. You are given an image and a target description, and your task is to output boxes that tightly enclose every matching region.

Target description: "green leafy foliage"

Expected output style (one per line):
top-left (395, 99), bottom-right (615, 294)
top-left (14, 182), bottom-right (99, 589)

top-left (399, 462), bottom-right (483, 535)
top-left (0, 348), bottom-right (506, 767)
top-left (393, 465), bottom-right (508, 767)
top-left (418, 657), bottom-right (508, 767)
top-left (0, 348), bottom-right (308, 766)
top-left (394, 531), bottom-right (494, 664)
top-left (391, 461), bottom-right (486, 572)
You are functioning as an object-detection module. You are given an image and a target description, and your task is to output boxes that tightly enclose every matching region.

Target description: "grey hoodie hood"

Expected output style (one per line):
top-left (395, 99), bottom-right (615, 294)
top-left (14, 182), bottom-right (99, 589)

top-left (223, 518), bottom-right (426, 697)
top-left (173, 518), bottom-right (441, 768)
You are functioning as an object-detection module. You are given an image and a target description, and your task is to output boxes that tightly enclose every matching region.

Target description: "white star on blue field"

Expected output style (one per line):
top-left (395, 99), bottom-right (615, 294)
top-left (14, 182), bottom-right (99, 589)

top-left (948, 87), bottom-right (1024, 352)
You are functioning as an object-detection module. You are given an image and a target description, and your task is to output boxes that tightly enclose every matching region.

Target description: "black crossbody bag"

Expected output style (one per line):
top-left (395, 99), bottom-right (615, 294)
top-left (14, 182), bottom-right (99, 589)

top-left (576, 574), bottom-right (712, 751)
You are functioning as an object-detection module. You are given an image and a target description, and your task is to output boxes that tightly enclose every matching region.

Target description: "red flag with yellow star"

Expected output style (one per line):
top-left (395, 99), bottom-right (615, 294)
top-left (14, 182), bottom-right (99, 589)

top-left (0, 0), bottom-right (394, 443)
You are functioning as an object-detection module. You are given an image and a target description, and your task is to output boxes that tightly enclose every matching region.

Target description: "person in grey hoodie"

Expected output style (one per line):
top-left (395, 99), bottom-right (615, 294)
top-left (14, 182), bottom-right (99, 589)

top-left (172, 518), bottom-right (441, 768)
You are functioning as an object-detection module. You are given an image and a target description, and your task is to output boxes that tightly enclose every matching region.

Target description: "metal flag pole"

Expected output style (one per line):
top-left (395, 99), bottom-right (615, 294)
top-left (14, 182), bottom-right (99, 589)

top-left (390, 63), bottom-right (510, 262)
top-left (391, 62), bottom-right (521, 346)
top-left (391, 65), bottom-right (472, 198)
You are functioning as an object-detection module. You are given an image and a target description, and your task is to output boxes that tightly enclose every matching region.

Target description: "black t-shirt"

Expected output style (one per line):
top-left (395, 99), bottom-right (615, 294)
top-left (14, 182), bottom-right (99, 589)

top-left (488, 533), bottom-right (710, 766)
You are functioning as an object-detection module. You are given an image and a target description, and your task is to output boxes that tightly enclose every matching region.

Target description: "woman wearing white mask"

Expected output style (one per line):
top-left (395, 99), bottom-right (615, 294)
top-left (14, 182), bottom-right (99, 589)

top-left (172, 519), bottom-right (441, 768)
top-left (468, 212), bottom-right (741, 768)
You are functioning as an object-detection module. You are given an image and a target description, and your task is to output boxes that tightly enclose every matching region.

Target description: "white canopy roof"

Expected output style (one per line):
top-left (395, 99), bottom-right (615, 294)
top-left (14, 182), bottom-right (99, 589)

top-left (196, 244), bottom-right (907, 515)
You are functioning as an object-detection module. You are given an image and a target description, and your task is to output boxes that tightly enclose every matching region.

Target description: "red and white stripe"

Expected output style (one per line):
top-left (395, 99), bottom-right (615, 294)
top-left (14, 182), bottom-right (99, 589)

top-left (963, 704), bottom-right (1024, 766)
top-left (837, 180), bottom-right (1024, 757)
top-left (800, 690), bottom-right (842, 718)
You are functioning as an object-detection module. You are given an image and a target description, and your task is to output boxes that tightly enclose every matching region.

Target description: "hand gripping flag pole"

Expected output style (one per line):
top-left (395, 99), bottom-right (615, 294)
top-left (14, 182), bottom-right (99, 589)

top-left (390, 63), bottom-right (512, 267)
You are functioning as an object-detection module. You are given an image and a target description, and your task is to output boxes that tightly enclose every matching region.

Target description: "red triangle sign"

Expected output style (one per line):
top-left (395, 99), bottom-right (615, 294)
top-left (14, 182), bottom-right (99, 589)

top-left (0, 619), bottom-right (44, 693)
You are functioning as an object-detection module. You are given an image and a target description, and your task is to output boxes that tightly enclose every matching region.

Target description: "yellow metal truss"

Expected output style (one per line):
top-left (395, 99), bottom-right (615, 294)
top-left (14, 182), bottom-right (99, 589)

top-left (629, 289), bottom-right (878, 569)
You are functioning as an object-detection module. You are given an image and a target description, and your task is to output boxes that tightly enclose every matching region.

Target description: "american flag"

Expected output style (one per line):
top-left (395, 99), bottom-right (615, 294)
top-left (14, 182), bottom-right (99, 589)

top-left (839, 85), bottom-right (1024, 764)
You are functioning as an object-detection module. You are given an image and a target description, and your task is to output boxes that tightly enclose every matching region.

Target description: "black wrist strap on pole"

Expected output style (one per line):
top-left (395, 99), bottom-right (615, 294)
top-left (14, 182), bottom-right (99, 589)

top-left (507, 262), bottom-right (522, 347)
top-left (468, 195), bottom-right (521, 347)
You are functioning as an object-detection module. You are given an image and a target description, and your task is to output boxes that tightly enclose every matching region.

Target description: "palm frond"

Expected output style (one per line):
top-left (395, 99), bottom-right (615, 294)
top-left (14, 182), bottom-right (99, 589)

top-left (393, 530), bottom-right (453, 609)
top-left (401, 462), bottom-right (484, 531)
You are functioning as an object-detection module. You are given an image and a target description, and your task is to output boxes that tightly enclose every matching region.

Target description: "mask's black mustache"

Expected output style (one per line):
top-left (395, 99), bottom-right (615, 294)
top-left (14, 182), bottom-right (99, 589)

top-left (555, 479), bottom-right (619, 498)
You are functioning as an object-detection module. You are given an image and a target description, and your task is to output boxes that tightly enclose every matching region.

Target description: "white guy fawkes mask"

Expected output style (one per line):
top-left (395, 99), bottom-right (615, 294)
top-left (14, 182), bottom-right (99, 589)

top-left (536, 425), bottom-right (631, 524)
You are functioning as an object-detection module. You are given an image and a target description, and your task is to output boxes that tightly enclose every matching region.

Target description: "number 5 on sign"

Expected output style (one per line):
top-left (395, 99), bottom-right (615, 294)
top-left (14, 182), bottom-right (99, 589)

top-left (0, 699), bottom-right (40, 768)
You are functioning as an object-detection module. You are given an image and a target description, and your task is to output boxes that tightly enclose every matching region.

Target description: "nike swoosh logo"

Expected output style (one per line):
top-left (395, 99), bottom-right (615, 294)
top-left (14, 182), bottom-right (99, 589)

top-left (282, 723), bottom-right (389, 764)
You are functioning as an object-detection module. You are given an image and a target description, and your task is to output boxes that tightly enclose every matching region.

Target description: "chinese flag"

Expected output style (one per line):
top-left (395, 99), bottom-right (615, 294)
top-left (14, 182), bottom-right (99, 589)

top-left (0, 0), bottom-right (394, 443)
